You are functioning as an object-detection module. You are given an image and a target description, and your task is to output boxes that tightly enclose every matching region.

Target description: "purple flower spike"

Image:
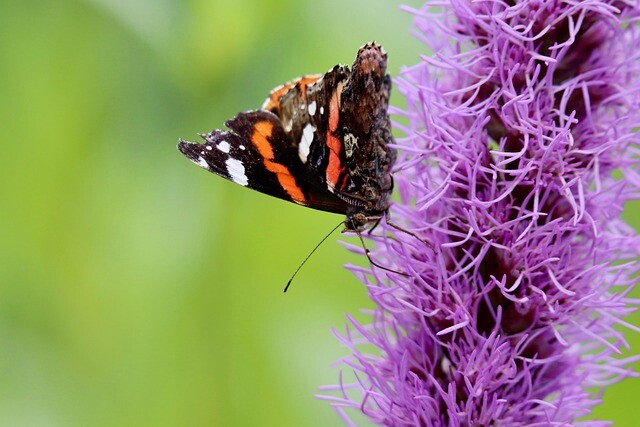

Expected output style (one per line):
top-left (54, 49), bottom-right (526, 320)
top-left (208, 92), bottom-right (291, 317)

top-left (320, 1), bottom-right (640, 425)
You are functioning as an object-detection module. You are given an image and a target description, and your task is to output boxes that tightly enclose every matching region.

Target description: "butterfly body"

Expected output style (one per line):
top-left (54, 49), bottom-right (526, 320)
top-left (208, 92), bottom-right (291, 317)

top-left (178, 43), bottom-right (395, 231)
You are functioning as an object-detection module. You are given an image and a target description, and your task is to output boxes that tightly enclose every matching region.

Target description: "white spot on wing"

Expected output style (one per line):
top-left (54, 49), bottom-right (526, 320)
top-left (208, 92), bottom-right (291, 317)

top-left (320, 106), bottom-right (324, 115)
top-left (239, 145), bottom-right (245, 150)
top-left (225, 158), bottom-right (248, 186)
top-left (196, 157), bottom-right (209, 169)
top-left (308, 101), bottom-right (317, 116)
top-left (205, 145), bottom-right (213, 151)
top-left (217, 140), bottom-right (230, 153)
top-left (298, 124), bottom-right (315, 163)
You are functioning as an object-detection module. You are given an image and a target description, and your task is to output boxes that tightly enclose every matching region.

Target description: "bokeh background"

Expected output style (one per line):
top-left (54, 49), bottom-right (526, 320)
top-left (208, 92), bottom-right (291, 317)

top-left (1, 1), bottom-right (638, 426)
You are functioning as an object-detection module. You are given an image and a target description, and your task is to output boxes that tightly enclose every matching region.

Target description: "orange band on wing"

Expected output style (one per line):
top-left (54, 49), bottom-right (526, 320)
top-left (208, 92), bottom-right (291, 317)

top-left (295, 75), bottom-right (321, 102)
top-left (251, 121), bottom-right (306, 204)
top-left (326, 84), bottom-right (344, 188)
top-left (263, 75), bottom-right (322, 110)
top-left (263, 83), bottom-right (292, 111)
top-left (326, 134), bottom-right (343, 188)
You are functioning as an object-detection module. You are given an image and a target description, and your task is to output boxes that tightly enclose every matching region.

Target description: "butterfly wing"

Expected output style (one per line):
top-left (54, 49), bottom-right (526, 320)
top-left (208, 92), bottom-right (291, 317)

top-left (263, 67), bottom-right (354, 195)
top-left (179, 43), bottom-right (393, 222)
top-left (264, 43), bottom-right (395, 215)
top-left (178, 110), bottom-right (352, 214)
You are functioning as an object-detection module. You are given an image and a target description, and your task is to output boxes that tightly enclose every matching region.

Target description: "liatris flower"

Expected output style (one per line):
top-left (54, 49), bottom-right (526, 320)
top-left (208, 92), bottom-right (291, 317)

top-left (320, 1), bottom-right (640, 425)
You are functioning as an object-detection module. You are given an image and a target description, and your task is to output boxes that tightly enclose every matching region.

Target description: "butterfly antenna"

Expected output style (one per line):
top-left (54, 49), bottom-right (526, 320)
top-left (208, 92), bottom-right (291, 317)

top-left (283, 221), bottom-right (344, 293)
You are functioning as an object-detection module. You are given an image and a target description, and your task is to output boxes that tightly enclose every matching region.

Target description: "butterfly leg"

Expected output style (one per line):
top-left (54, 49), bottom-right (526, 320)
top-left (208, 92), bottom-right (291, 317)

top-left (366, 216), bottom-right (384, 235)
top-left (347, 217), bottom-right (410, 278)
top-left (384, 212), bottom-right (436, 253)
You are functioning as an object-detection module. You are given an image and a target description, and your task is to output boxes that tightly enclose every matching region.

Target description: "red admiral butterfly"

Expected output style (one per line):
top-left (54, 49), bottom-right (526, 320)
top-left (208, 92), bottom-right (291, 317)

top-left (178, 43), bottom-right (395, 232)
top-left (178, 43), bottom-right (417, 289)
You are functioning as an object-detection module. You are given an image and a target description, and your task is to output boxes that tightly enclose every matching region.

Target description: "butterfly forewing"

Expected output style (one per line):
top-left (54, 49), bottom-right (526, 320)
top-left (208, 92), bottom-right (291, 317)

top-left (179, 110), bottom-right (352, 213)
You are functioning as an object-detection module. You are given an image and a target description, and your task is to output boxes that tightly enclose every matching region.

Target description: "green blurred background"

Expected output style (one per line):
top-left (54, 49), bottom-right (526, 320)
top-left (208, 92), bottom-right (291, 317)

top-left (1, 0), bottom-right (638, 426)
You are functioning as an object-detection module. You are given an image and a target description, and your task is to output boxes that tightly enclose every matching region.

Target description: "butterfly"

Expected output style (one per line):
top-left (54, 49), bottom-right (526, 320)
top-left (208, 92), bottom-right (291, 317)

top-left (178, 43), bottom-right (396, 232)
top-left (178, 43), bottom-right (423, 290)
